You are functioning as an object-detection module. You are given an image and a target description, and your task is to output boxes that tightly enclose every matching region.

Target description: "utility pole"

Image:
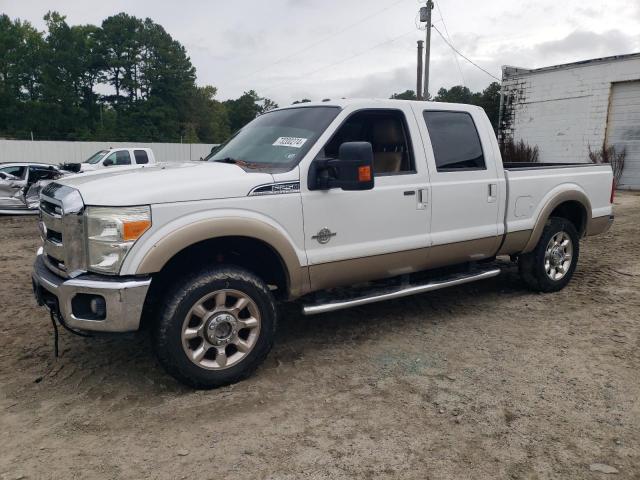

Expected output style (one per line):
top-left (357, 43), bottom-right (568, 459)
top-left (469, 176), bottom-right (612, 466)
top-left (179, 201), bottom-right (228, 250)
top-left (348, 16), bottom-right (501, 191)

top-left (421, 0), bottom-right (434, 100)
top-left (416, 41), bottom-right (424, 100)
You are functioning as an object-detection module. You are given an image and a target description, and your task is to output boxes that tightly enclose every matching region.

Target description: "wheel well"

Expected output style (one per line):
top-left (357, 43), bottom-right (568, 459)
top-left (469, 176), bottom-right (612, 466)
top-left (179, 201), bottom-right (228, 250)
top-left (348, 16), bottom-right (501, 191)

top-left (140, 236), bottom-right (289, 330)
top-left (550, 201), bottom-right (587, 236)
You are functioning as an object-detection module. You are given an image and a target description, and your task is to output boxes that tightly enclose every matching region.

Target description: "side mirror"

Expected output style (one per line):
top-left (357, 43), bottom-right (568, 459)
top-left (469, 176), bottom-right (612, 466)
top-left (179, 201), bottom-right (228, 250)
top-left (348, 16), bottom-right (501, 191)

top-left (308, 141), bottom-right (375, 191)
top-left (103, 159), bottom-right (114, 167)
top-left (0, 173), bottom-right (6, 180)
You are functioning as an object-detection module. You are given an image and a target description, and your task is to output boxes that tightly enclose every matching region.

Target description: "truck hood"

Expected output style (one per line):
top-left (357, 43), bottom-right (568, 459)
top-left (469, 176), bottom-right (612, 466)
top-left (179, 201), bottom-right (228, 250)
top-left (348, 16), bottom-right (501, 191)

top-left (57, 162), bottom-right (275, 206)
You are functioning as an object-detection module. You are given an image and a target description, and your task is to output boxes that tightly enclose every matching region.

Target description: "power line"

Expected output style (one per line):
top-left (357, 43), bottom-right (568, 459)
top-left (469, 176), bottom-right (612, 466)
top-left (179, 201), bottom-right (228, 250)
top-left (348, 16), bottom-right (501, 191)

top-left (433, 2), bottom-right (466, 86)
top-left (230, 0), bottom-right (407, 84)
top-left (261, 29), bottom-right (416, 96)
top-left (431, 24), bottom-right (500, 81)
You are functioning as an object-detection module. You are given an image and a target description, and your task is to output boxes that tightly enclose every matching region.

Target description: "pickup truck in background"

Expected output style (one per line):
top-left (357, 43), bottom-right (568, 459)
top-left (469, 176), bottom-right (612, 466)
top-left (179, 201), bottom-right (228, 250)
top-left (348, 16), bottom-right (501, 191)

top-left (31, 99), bottom-right (614, 388)
top-left (60, 147), bottom-right (156, 173)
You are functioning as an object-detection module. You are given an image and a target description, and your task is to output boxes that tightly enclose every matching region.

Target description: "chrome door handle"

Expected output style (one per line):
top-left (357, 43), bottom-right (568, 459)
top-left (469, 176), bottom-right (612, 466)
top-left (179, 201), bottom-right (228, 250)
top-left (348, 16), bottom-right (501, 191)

top-left (417, 188), bottom-right (428, 209)
top-left (488, 183), bottom-right (497, 203)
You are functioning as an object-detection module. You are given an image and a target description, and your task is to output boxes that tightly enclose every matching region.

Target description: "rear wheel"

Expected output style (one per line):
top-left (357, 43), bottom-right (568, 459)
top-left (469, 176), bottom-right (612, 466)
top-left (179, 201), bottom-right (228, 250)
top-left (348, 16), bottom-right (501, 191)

top-left (519, 217), bottom-right (580, 293)
top-left (152, 265), bottom-right (277, 389)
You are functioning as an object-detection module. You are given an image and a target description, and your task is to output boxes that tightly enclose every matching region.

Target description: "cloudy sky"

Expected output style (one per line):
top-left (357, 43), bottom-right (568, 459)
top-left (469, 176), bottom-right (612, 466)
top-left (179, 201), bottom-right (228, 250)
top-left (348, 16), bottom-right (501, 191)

top-left (2, 0), bottom-right (639, 105)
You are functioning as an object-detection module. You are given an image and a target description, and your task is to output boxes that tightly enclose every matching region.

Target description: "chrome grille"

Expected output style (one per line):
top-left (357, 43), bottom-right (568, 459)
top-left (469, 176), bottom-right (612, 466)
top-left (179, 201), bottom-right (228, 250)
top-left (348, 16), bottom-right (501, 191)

top-left (40, 199), bottom-right (62, 217)
top-left (39, 183), bottom-right (86, 278)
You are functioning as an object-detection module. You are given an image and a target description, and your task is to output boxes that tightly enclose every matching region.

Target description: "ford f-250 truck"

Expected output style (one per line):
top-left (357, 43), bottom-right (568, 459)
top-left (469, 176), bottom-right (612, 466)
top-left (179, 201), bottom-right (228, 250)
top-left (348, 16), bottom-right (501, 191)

top-left (60, 147), bottom-right (156, 173)
top-left (32, 99), bottom-right (614, 388)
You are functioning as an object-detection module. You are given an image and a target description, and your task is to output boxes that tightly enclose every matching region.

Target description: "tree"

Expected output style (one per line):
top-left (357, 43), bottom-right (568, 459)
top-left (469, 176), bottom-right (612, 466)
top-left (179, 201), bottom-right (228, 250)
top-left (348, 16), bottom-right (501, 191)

top-left (259, 97), bottom-right (279, 114)
top-left (100, 13), bottom-right (144, 105)
top-left (189, 85), bottom-right (230, 143)
top-left (0, 15), bottom-right (46, 136)
top-left (476, 82), bottom-right (501, 131)
top-left (433, 85), bottom-right (475, 104)
top-left (390, 90), bottom-right (417, 100)
top-left (0, 11), bottom-right (278, 142)
top-left (223, 90), bottom-right (278, 133)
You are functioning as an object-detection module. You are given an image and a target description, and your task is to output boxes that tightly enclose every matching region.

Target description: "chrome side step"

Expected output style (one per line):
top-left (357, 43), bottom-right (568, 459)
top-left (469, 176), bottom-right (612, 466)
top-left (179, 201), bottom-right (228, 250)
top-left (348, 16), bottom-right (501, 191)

top-left (302, 268), bottom-right (501, 316)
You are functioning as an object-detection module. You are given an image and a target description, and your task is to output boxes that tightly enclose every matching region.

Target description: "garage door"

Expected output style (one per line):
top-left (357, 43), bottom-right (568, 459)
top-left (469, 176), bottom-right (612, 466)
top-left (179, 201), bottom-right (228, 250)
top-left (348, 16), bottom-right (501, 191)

top-left (607, 81), bottom-right (640, 189)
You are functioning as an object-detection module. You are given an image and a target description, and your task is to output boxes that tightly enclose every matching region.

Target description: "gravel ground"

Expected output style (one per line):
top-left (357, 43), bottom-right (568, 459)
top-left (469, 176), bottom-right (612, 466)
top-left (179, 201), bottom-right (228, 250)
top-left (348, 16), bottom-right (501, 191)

top-left (0, 192), bottom-right (638, 480)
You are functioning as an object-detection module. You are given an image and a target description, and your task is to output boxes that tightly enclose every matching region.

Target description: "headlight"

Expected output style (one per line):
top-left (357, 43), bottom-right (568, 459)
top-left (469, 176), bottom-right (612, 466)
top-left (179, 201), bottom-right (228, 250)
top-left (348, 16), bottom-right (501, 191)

top-left (86, 206), bottom-right (151, 274)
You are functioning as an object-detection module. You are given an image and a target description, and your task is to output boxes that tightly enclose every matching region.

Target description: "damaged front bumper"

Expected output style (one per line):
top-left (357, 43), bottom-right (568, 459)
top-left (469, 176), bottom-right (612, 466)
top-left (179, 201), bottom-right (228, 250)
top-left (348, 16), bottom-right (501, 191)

top-left (31, 249), bottom-right (151, 333)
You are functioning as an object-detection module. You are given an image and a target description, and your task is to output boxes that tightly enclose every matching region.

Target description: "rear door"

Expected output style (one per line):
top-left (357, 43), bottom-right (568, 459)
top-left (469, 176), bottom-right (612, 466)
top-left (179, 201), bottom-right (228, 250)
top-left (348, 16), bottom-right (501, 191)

top-left (412, 106), bottom-right (502, 263)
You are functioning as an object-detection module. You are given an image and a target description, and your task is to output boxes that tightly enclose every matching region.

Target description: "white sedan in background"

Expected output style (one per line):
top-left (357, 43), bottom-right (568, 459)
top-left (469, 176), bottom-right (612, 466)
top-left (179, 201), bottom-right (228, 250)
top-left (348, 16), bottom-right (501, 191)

top-left (0, 163), bottom-right (65, 215)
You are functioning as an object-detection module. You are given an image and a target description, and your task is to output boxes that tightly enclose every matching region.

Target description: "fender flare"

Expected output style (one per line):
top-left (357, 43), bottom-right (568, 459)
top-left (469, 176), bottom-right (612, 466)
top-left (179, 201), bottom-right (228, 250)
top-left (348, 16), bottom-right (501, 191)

top-left (522, 189), bottom-right (591, 253)
top-left (134, 216), bottom-right (309, 298)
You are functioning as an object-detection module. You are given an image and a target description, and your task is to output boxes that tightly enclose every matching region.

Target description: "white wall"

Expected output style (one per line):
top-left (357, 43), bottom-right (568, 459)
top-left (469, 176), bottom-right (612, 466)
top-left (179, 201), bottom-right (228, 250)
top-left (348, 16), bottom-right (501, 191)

top-left (499, 55), bottom-right (640, 166)
top-left (0, 140), bottom-right (218, 165)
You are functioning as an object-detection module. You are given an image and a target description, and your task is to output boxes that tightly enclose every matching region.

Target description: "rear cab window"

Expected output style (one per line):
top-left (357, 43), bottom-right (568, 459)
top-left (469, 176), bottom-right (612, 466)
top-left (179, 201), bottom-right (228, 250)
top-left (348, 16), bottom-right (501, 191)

top-left (423, 111), bottom-right (485, 172)
top-left (134, 150), bottom-right (149, 164)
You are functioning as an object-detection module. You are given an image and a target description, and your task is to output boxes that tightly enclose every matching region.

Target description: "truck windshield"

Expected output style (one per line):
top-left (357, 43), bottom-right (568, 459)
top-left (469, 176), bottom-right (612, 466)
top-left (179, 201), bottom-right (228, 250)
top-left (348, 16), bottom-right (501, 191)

top-left (84, 150), bottom-right (109, 164)
top-left (208, 106), bottom-right (340, 170)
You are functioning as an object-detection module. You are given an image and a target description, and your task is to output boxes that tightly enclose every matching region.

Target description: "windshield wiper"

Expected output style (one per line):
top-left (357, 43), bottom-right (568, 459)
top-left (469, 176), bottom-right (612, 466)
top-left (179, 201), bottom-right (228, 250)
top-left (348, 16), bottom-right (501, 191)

top-left (213, 157), bottom-right (239, 164)
top-left (212, 158), bottom-right (265, 169)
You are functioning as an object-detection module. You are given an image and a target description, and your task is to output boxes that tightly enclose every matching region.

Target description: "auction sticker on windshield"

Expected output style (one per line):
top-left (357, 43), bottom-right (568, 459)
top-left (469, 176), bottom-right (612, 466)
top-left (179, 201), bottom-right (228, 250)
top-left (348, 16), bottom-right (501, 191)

top-left (273, 137), bottom-right (307, 148)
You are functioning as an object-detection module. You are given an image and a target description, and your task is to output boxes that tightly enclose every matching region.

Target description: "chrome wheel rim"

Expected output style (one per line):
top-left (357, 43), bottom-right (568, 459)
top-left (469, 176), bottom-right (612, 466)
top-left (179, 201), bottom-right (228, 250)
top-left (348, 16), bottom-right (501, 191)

top-left (544, 231), bottom-right (573, 281)
top-left (181, 289), bottom-right (261, 370)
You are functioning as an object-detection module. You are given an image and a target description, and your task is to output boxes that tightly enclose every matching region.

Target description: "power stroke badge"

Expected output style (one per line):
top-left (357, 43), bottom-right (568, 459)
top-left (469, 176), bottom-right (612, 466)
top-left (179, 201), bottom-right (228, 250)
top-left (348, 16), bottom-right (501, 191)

top-left (312, 228), bottom-right (336, 244)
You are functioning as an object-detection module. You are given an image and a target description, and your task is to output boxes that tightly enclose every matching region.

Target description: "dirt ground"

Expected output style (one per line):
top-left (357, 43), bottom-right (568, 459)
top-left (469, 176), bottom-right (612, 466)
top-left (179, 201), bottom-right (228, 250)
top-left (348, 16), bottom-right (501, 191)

top-left (0, 193), bottom-right (639, 480)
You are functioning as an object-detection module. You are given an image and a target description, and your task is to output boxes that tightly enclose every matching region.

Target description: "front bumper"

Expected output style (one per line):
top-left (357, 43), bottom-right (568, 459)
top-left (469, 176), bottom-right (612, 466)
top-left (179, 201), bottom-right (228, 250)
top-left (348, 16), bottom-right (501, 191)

top-left (32, 249), bottom-right (151, 332)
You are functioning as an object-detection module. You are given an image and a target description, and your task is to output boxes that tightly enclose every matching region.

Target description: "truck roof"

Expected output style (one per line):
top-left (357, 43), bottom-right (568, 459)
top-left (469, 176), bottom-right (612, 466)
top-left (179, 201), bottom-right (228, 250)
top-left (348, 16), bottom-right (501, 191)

top-left (273, 98), bottom-right (483, 112)
top-left (106, 147), bottom-right (153, 150)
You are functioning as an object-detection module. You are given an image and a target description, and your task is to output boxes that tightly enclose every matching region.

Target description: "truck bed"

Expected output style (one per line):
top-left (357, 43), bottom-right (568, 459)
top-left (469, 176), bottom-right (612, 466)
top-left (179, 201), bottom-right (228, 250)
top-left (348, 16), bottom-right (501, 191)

top-left (503, 163), bottom-right (613, 236)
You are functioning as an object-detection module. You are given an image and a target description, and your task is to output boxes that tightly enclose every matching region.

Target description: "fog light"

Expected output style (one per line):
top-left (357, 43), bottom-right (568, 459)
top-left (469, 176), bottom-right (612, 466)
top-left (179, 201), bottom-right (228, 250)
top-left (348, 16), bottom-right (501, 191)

top-left (71, 294), bottom-right (106, 320)
top-left (90, 297), bottom-right (106, 317)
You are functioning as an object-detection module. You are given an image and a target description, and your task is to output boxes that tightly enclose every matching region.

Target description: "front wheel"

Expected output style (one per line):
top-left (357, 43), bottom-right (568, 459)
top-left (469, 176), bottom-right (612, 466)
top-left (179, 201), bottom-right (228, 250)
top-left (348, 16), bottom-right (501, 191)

top-left (519, 217), bottom-right (580, 293)
top-left (152, 265), bottom-right (277, 389)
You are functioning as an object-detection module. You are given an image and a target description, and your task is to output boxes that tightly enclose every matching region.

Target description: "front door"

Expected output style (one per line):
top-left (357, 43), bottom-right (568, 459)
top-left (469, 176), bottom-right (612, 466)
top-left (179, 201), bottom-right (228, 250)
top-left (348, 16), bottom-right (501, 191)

top-left (0, 165), bottom-right (28, 209)
top-left (300, 105), bottom-right (431, 291)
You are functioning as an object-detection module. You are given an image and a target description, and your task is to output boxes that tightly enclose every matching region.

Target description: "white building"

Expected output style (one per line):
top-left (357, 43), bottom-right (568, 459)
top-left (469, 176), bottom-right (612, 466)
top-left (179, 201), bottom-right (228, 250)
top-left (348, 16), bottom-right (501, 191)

top-left (498, 53), bottom-right (640, 189)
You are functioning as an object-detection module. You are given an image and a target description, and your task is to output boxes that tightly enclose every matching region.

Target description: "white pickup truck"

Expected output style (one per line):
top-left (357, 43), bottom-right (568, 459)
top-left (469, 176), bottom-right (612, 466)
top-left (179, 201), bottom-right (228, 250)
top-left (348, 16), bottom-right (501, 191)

top-left (32, 99), bottom-right (614, 388)
top-left (61, 147), bottom-right (156, 173)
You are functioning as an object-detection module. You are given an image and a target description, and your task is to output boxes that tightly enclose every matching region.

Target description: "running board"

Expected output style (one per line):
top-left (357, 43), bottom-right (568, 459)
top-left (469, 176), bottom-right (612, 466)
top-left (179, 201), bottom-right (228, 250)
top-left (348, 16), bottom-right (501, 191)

top-left (302, 268), bottom-right (501, 316)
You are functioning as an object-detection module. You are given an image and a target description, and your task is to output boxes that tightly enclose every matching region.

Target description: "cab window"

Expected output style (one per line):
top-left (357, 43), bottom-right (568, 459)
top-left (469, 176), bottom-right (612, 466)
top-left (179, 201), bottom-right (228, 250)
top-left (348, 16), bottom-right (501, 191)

top-left (104, 151), bottom-right (132, 166)
top-left (134, 150), bottom-right (149, 164)
top-left (423, 111), bottom-right (486, 171)
top-left (28, 166), bottom-right (59, 183)
top-left (320, 109), bottom-right (415, 176)
top-left (0, 166), bottom-right (26, 179)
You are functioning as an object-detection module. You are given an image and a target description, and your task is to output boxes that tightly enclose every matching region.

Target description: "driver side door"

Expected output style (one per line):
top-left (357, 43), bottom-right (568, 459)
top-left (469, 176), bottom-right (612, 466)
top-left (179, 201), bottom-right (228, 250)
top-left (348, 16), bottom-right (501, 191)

top-left (0, 166), bottom-right (28, 208)
top-left (300, 105), bottom-right (432, 291)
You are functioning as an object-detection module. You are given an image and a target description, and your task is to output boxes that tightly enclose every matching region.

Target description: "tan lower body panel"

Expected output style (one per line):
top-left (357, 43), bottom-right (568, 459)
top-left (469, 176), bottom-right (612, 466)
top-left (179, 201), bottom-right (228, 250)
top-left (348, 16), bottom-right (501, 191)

top-left (308, 236), bottom-right (500, 292)
top-left (586, 215), bottom-right (613, 236)
top-left (497, 230), bottom-right (532, 256)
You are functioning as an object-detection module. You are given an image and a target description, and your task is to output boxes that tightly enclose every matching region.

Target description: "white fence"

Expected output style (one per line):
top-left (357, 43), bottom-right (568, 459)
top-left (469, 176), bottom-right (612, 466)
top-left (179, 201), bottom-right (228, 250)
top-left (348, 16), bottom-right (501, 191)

top-left (0, 140), bottom-right (218, 165)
